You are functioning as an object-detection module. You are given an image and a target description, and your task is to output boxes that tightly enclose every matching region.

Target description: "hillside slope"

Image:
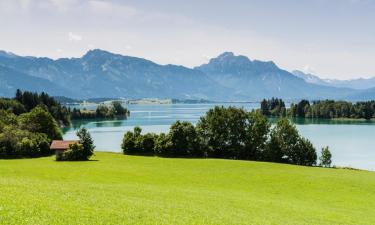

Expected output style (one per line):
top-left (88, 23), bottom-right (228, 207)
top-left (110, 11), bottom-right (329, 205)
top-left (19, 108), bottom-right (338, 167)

top-left (0, 152), bottom-right (374, 225)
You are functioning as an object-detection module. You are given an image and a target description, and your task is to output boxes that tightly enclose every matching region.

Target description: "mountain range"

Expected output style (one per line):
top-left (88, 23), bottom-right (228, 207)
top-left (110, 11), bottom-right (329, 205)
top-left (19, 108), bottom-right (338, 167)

top-left (0, 49), bottom-right (374, 101)
top-left (292, 70), bottom-right (375, 90)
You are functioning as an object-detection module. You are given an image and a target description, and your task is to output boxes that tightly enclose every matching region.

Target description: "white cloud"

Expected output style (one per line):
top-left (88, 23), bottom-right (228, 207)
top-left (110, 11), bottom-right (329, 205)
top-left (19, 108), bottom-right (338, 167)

top-left (68, 32), bottom-right (82, 42)
top-left (49, 0), bottom-right (80, 11)
top-left (89, 0), bottom-right (137, 17)
top-left (19, 0), bottom-right (31, 10)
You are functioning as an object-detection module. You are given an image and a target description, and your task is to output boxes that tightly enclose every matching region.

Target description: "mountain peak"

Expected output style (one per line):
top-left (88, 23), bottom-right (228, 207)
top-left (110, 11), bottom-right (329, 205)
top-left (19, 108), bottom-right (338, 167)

top-left (217, 52), bottom-right (235, 58)
top-left (83, 49), bottom-right (113, 58)
top-left (0, 50), bottom-right (18, 58)
top-left (208, 52), bottom-right (251, 65)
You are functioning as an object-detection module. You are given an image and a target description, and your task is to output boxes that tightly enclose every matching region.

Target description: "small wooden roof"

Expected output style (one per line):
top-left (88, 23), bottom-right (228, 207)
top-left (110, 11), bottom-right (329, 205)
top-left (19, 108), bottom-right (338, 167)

top-left (50, 140), bottom-right (78, 150)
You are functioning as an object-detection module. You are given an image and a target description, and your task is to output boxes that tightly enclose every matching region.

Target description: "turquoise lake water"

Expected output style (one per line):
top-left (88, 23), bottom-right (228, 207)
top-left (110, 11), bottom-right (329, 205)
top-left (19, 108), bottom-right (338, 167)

top-left (63, 103), bottom-right (375, 170)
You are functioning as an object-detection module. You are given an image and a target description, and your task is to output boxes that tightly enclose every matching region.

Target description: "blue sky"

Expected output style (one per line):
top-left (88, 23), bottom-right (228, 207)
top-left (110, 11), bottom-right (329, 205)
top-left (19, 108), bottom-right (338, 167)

top-left (0, 0), bottom-right (374, 79)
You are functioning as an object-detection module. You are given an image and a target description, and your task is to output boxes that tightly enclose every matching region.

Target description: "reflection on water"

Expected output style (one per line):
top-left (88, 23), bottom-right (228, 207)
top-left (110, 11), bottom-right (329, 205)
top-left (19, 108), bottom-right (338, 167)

top-left (63, 103), bottom-right (375, 171)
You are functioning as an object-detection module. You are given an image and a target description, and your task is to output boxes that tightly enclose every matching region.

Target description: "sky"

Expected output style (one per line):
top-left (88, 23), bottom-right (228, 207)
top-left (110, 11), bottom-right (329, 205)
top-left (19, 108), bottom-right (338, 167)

top-left (0, 0), bottom-right (374, 79)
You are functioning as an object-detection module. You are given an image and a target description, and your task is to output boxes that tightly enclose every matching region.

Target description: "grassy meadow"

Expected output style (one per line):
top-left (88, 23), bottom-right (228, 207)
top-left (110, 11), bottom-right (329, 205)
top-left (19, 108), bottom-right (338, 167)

top-left (0, 152), bottom-right (375, 225)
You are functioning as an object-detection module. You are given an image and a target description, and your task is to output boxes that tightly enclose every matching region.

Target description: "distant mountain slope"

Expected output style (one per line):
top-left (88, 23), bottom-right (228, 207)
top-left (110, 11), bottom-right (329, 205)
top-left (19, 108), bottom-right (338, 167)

top-left (0, 49), bottom-right (374, 101)
top-left (292, 70), bottom-right (375, 90)
top-left (292, 70), bottom-right (329, 86)
top-left (0, 65), bottom-right (70, 97)
top-left (0, 49), bottom-right (231, 100)
top-left (345, 87), bottom-right (375, 101)
top-left (195, 52), bottom-right (355, 100)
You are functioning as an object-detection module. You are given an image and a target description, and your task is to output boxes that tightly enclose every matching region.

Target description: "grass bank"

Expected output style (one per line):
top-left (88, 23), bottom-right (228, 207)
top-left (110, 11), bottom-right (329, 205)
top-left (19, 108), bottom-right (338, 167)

top-left (0, 152), bottom-right (375, 224)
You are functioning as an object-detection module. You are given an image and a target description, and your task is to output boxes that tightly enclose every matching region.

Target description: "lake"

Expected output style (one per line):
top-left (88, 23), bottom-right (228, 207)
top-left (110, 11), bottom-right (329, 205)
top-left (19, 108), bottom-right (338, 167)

top-left (63, 103), bottom-right (375, 170)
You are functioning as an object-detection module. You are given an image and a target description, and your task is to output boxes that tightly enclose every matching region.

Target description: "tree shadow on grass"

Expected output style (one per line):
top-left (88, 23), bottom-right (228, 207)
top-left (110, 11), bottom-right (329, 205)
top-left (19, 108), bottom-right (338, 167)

top-left (55, 159), bottom-right (99, 162)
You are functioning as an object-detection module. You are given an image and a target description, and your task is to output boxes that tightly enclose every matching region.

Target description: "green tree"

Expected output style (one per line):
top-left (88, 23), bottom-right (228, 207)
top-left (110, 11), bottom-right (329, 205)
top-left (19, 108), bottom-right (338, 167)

top-left (197, 107), bottom-right (269, 159)
top-left (264, 118), bottom-right (317, 166)
top-left (19, 106), bottom-right (62, 140)
top-left (168, 121), bottom-right (202, 157)
top-left (76, 127), bottom-right (95, 160)
top-left (196, 106), bottom-right (249, 158)
top-left (320, 146), bottom-right (332, 167)
top-left (240, 112), bottom-right (270, 160)
top-left (293, 137), bottom-right (317, 166)
top-left (260, 99), bottom-right (270, 116)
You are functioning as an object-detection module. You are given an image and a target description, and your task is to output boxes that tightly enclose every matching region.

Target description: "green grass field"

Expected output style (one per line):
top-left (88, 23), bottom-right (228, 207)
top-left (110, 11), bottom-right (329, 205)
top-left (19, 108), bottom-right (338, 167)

top-left (1, 152), bottom-right (375, 225)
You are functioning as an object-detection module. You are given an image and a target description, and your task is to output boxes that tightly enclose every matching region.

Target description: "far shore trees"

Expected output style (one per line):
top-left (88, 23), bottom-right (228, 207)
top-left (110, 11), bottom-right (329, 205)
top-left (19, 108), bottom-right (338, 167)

top-left (260, 98), bottom-right (375, 120)
top-left (71, 101), bottom-right (130, 120)
top-left (1, 89), bottom-right (131, 124)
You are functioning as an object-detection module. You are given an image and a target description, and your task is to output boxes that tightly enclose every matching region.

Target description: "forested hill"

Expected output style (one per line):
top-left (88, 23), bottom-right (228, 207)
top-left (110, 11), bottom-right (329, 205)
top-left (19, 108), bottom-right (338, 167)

top-left (0, 49), bottom-right (373, 101)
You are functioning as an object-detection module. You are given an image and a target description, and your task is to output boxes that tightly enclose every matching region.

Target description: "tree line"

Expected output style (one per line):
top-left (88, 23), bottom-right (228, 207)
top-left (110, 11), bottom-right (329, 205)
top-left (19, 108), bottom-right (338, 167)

top-left (0, 90), bottom-right (96, 159)
top-left (260, 98), bottom-right (375, 120)
top-left (0, 106), bottom-right (62, 158)
top-left (122, 106), bottom-right (332, 167)
top-left (0, 90), bottom-right (130, 125)
top-left (0, 89), bottom-right (71, 126)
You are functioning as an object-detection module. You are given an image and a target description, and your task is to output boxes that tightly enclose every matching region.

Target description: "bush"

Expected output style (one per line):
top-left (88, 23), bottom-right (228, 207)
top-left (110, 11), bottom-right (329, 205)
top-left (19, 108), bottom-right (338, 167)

top-left (122, 127), bottom-right (155, 155)
top-left (0, 126), bottom-right (51, 158)
top-left (59, 128), bottom-right (95, 161)
top-left (61, 143), bottom-right (85, 161)
top-left (142, 133), bottom-right (157, 155)
top-left (153, 133), bottom-right (172, 156)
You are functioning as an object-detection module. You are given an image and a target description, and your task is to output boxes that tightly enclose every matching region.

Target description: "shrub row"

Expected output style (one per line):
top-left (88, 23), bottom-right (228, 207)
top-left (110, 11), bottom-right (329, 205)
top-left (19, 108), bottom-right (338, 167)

top-left (122, 106), bottom-right (322, 166)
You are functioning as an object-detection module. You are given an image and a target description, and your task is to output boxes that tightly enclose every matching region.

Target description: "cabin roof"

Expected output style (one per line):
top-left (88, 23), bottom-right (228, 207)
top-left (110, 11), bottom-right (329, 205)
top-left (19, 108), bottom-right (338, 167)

top-left (50, 140), bottom-right (79, 150)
